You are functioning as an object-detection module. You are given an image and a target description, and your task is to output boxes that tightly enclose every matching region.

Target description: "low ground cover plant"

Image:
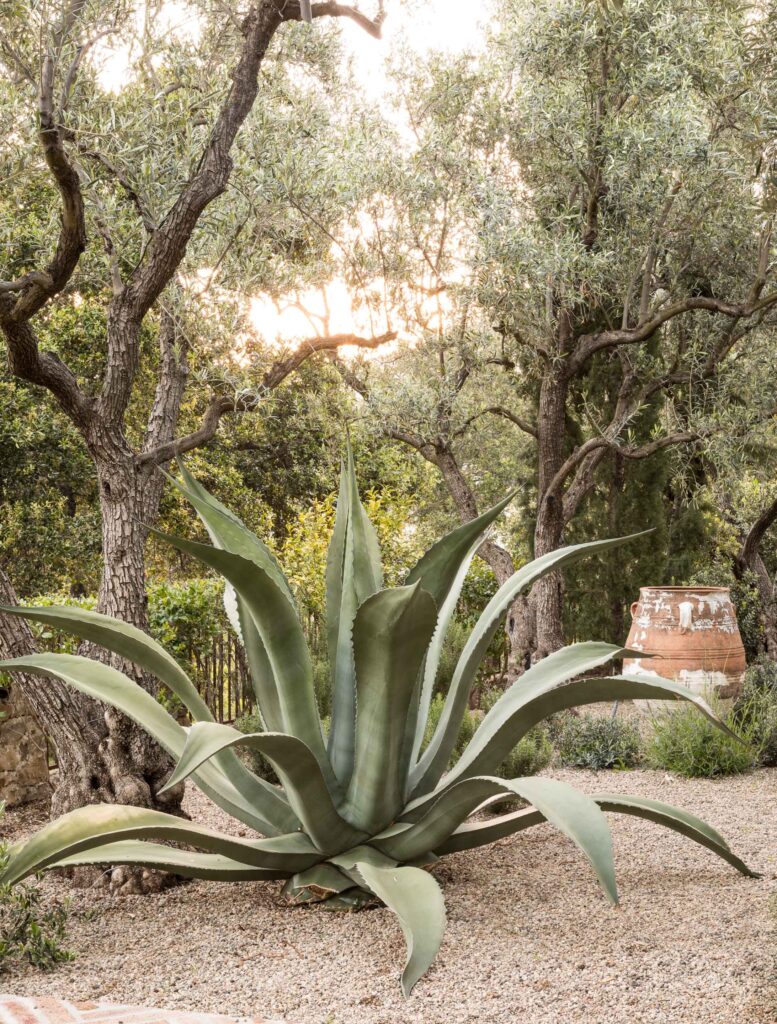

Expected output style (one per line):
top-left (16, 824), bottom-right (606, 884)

top-left (0, 806), bottom-right (72, 972)
top-left (646, 702), bottom-right (756, 778)
top-left (733, 658), bottom-right (777, 767)
top-left (0, 452), bottom-right (757, 995)
top-left (556, 712), bottom-right (642, 770)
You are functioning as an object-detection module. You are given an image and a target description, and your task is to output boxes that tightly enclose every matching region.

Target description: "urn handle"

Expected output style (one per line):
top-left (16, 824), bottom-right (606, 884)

top-left (630, 600), bottom-right (639, 618)
top-left (678, 600), bottom-right (694, 633)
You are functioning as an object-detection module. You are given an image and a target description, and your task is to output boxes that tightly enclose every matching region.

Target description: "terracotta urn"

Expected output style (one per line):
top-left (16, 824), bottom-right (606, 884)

top-left (623, 586), bottom-right (746, 698)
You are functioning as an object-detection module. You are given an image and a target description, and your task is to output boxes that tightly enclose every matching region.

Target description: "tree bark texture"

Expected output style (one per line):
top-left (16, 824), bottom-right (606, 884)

top-left (532, 373), bottom-right (569, 659)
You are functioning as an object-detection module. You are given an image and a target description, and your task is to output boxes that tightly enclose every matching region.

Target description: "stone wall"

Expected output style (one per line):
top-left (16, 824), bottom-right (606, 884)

top-left (0, 684), bottom-right (50, 808)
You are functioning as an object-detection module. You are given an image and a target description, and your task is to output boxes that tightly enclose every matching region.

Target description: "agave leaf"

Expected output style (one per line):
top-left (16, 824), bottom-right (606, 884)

top-left (160, 722), bottom-right (365, 853)
top-left (0, 602), bottom-right (288, 827)
top-left (382, 774), bottom-right (618, 905)
top-left (329, 843), bottom-right (398, 871)
top-left (406, 532), bottom-right (487, 770)
top-left (147, 530), bottom-right (334, 790)
top-left (170, 465), bottom-right (289, 727)
top-left (0, 605), bottom-right (280, 814)
top-left (0, 604), bottom-right (212, 722)
top-left (282, 863), bottom-right (355, 904)
top-left (442, 642), bottom-right (627, 784)
top-left (436, 794), bottom-right (758, 877)
top-left (50, 841), bottom-right (290, 881)
top-left (380, 775), bottom-right (618, 906)
top-left (434, 804), bottom-right (545, 853)
top-left (354, 861), bottom-right (447, 997)
top-left (412, 531), bottom-right (651, 794)
top-left (441, 670), bottom-right (740, 791)
top-left (0, 804), bottom-right (320, 886)
top-left (403, 491), bottom-right (516, 767)
top-left (326, 444), bottom-right (383, 785)
top-left (593, 794), bottom-right (759, 877)
top-left (223, 582), bottom-right (243, 643)
top-left (345, 583), bottom-right (437, 832)
top-left (405, 491), bottom-right (516, 604)
top-left (169, 464), bottom-right (294, 605)
top-left (0, 654), bottom-right (297, 836)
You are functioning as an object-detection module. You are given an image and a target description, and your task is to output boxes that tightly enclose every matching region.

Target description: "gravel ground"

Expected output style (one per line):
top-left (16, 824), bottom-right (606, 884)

top-left (2, 768), bottom-right (775, 1024)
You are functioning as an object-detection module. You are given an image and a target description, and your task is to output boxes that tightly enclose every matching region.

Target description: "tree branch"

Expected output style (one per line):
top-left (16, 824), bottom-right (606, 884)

top-left (3, 53), bottom-right (87, 322)
top-left (99, 0), bottom-right (386, 427)
top-left (552, 430), bottom-right (703, 513)
top-left (74, 143), bottom-right (157, 232)
top-left (571, 291), bottom-right (777, 373)
top-left (262, 330), bottom-right (395, 390)
top-left (0, 293), bottom-right (93, 427)
top-left (456, 405), bottom-right (538, 439)
top-left (138, 330), bottom-right (395, 465)
top-left (740, 493), bottom-right (777, 570)
top-left (282, 1), bottom-right (386, 38)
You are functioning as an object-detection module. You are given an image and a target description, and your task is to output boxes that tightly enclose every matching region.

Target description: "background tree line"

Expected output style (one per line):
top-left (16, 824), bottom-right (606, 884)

top-left (1, 0), bottom-right (775, 851)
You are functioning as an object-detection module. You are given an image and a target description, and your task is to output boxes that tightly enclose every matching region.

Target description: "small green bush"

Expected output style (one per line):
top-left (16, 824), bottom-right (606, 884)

top-left (496, 727), bottom-right (553, 779)
top-left (556, 712), bottom-right (642, 770)
top-left (733, 657), bottom-right (777, 767)
top-left (312, 655), bottom-right (332, 720)
top-left (646, 703), bottom-right (755, 778)
top-left (0, 805), bottom-right (73, 971)
top-left (423, 694), bottom-right (479, 766)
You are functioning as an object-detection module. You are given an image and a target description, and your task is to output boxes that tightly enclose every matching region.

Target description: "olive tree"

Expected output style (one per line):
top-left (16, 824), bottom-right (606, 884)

top-left (0, 0), bottom-right (389, 848)
top-left (336, 0), bottom-right (777, 666)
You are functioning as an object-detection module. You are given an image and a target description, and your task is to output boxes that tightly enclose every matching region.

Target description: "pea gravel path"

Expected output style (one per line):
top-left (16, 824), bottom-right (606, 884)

top-left (3, 768), bottom-right (776, 1024)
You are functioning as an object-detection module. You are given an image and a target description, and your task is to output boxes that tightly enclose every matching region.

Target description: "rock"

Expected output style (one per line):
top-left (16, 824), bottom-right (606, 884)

top-left (0, 684), bottom-right (51, 808)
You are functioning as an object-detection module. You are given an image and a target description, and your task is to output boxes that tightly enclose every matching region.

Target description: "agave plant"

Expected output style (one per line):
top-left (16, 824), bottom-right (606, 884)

top-left (0, 453), bottom-right (756, 994)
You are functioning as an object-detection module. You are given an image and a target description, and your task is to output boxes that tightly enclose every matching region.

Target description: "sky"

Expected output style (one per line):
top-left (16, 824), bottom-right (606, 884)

top-left (96, 0), bottom-right (487, 93)
top-left (340, 0), bottom-right (486, 100)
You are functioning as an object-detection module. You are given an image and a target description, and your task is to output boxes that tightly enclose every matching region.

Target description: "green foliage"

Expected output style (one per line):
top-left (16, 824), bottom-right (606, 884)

top-left (0, 458), bottom-right (756, 995)
top-left (147, 580), bottom-right (226, 661)
top-left (556, 713), bottom-right (642, 771)
top-left (422, 694), bottom-right (479, 765)
top-left (0, 807), bottom-right (73, 972)
top-left (493, 728), bottom-right (553, 797)
top-left (646, 704), bottom-right (755, 778)
top-left (733, 658), bottom-right (777, 768)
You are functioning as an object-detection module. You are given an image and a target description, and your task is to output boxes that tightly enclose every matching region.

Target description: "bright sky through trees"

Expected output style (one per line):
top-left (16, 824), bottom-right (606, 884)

top-left (91, 1), bottom-right (485, 348)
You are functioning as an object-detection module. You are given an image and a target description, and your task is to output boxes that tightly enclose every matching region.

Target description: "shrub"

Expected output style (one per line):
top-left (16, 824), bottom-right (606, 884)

top-left (733, 657), bottom-right (777, 767)
top-left (556, 712), bottom-right (642, 770)
top-left (646, 703), bottom-right (755, 778)
top-left (423, 693), bottom-right (479, 765)
top-left (0, 805), bottom-right (73, 972)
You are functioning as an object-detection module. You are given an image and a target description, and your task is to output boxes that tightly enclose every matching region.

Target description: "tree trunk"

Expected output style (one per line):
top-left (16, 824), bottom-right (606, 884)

top-left (78, 439), bottom-right (183, 814)
top-left (433, 446), bottom-right (533, 676)
top-left (736, 549), bottom-right (777, 658)
top-left (532, 373), bottom-right (569, 659)
top-left (1, 441), bottom-right (184, 891)
top-left (735, 495), bottom-right (777, 658)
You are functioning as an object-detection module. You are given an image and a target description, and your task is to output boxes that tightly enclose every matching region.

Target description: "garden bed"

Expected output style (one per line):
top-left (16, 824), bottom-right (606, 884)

top-left (3, 768), bottom-right (776, 1024)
